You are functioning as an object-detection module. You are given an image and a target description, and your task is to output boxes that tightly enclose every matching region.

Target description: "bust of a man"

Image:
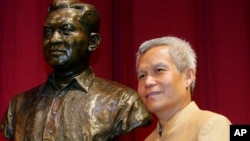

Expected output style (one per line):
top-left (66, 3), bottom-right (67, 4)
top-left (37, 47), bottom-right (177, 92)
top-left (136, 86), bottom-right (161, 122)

top-left (0, 0), bottom-right (152, 140)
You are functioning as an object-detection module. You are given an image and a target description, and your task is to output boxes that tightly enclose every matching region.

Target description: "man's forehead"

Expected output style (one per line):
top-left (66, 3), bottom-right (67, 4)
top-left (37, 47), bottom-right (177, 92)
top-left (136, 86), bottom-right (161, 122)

top-left (45, 9), bottom-right (81, 24)
top-left (48, 8), bottom-right (80, 18)
top-left (52, 0), bottom-right (80, 6)
top-left (48, 1), bottom-right (91, 15)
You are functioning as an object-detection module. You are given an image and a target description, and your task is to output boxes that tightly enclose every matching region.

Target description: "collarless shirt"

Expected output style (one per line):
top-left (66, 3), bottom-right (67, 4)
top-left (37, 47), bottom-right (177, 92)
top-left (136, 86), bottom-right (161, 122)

top-left (1, 68), bottom-right (152, 141)
top-left (145, 102), bottom-right (231, 141)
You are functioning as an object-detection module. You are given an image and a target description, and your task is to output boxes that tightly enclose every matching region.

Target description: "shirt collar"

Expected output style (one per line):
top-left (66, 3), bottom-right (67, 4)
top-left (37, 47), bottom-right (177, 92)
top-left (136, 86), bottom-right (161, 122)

top-left (157, 101), bottom-right (199, 136)
top-left (74, 67), bottom-right (95, 92)
top-left (40, 67), bottom-right (96, 95)
top-left (169, 101), bottom-right (199, 125)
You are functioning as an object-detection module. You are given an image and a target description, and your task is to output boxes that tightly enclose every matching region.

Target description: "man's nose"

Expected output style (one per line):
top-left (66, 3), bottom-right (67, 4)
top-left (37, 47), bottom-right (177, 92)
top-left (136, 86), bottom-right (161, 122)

top-left (50, 31), bottom-right (63, 44)
top-left (145, 75), bottom-right (156, 88)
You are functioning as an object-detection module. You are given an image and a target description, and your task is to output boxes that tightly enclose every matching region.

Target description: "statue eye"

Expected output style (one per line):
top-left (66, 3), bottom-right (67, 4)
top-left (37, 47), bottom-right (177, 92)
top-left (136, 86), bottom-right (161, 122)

top-left (43, 27), bottom-right (53, 37)
top-left (60, 24), bottom-right (75, 35)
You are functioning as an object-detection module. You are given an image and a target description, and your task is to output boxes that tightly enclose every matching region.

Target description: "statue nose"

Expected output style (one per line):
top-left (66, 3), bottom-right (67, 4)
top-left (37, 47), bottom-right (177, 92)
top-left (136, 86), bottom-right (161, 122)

top-left (50, 31), bottom-right (63, 44)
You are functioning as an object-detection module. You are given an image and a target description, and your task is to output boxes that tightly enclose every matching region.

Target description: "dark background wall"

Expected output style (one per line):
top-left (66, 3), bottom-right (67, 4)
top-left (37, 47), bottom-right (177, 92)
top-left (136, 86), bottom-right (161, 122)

top-left (1, 0), bottom-right (249, 140)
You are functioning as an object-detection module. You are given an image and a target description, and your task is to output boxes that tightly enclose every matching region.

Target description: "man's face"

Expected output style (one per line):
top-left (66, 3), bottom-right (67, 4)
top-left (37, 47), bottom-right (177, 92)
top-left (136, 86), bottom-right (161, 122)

top-left (136, 46), bottom-right (190, 114)
top-left (43, 8), bottom-right (89, 69)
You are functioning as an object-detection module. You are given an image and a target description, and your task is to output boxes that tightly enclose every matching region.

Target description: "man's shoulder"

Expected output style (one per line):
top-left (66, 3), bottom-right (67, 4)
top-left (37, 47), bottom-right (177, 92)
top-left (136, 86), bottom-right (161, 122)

top-left (94, 77), bottom-right (136, 91)
top-left (13, 83), bottom-right (45, 99)
top-left (187, 102), bottom-right (230, 123)
top-left (201, 110), bottom-right (231, 125)
top-left (198, 109), bottom-right (230, 122)
top-left (91, 77), bottom-right (139, 98)
top-left (195, 110), bottom-right (231, 140)
top-left (190, 108), bottom-right (231, 130)
top-left (183, 103), bottom-right (231, 130)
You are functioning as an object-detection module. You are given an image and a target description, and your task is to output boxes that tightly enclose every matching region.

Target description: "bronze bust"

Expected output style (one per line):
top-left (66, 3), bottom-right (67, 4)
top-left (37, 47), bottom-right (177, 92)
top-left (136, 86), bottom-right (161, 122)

top-left (0, 0), bottom-right (152, 140)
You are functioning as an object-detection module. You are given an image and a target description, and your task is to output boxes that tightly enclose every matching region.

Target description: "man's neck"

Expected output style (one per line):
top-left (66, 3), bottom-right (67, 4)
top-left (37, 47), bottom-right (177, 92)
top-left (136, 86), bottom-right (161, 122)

top-left (53, 66), bottom-right (88, 82)
top-left (52, 66), bottom-right (88, 90)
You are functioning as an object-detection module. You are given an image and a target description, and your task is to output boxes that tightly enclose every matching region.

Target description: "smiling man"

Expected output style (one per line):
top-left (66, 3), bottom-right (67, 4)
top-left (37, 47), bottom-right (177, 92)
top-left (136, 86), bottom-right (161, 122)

top-left (136, 36), bottom-right (231, 141)
top-left (0, 0), bottom-right (152, 140)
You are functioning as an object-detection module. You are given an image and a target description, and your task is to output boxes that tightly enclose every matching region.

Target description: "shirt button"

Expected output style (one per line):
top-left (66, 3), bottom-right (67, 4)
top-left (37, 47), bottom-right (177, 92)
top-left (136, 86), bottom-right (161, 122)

top-left (52, 111), bottom-right (56, 115)
top-left (49, 130), bottom-right (53, 134)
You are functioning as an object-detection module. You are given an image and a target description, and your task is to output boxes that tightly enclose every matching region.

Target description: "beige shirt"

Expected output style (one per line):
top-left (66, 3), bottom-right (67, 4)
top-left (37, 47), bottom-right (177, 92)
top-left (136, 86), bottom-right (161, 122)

top-left (145, 102), bottom-right (231, 141)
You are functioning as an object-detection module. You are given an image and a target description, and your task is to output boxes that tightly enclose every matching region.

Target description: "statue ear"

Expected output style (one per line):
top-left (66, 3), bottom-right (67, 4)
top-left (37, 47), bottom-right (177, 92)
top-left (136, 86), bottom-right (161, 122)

top-left (88, 33), bottom-right (101, 51)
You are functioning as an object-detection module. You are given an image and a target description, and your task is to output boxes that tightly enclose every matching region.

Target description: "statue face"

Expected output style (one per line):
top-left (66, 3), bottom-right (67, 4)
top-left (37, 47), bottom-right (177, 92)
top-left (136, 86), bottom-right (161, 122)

top-left (43, 8), bottom-right (89, 69)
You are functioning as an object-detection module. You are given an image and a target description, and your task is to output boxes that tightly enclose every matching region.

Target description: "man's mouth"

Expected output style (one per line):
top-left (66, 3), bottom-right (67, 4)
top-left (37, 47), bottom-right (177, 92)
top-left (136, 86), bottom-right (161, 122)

top-left (49, 49), bottom-right (65, 55)
top-left (145, 91), bottom-right (160, 98)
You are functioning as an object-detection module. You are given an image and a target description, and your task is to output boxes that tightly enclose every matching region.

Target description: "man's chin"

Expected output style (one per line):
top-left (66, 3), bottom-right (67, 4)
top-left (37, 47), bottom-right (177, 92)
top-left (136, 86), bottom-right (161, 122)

top-left (48, 61), bottom-right (67, 69)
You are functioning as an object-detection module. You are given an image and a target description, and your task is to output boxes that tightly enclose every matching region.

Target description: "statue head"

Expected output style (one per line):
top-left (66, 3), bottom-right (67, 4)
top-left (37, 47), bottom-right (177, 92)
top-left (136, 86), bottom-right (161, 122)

top-left (48, 0), bottom-right (100, 35)
top-left (43, 0), bottom-right (101, 71)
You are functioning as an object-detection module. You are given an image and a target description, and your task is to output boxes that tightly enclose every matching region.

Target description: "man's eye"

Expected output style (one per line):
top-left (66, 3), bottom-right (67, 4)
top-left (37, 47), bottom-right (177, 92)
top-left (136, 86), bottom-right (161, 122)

top-left (138, 74), bottom-right (146, 79)
top-left (156, 68), bottom-right (165, 72)
top-left (62, 28), bottom-right (72, 35)
top-left (61, 25), bottom-right (75, 35)
top-left (43, 27), bottom-right (53, 37)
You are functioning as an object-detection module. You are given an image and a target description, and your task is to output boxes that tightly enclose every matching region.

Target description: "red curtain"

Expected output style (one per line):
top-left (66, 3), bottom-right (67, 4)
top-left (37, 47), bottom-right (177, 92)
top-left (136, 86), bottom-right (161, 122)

top-left (1, 0), bottom-right (250, 140)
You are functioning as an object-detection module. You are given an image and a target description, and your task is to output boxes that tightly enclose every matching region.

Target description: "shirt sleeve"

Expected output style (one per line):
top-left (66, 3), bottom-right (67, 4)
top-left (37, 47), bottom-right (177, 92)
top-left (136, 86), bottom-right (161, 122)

top-left (0, 99), bottom-right (16, 140)
top-left (112, 89), bottom-right (152, 136)
top-left (198, 115), bottom-right (231, 141)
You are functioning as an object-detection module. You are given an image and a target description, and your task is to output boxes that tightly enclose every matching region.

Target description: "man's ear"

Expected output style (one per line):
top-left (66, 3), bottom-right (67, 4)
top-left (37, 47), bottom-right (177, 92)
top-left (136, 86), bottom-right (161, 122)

top-left (184, 68), bottom-right (195, 88)
top-left (88, 33), bottom-right (101, 52)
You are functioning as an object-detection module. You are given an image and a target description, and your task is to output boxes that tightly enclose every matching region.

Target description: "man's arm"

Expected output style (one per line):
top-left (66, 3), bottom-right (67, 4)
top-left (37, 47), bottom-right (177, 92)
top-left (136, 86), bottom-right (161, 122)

top-left (198, 115), bottom-right (231, 141)
top-left (112, 89), bottom-right (152, 136)
top-left (0, 100), bottom-right (15, 140)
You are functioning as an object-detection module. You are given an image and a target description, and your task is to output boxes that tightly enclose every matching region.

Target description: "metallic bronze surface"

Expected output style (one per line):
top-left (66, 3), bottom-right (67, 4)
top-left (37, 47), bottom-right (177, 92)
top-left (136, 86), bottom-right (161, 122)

top-left (0, 0), bottom-right (152, 140)
top-left (1, 68), bottom-right (152, 140)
